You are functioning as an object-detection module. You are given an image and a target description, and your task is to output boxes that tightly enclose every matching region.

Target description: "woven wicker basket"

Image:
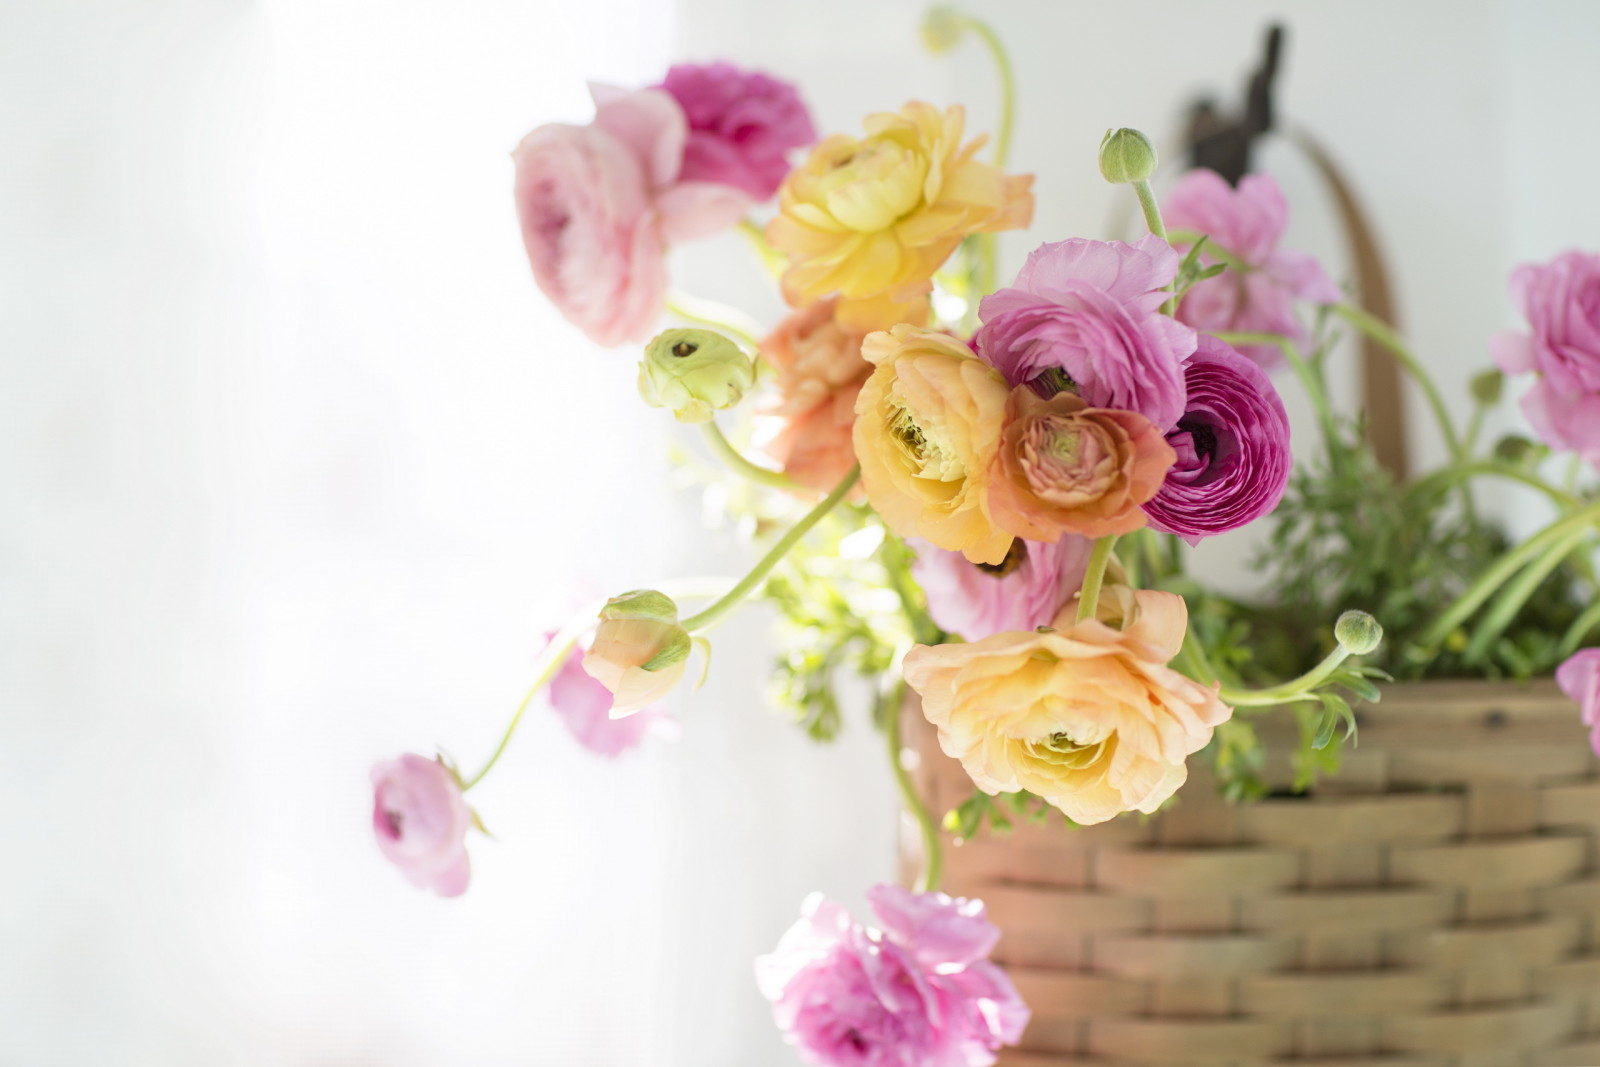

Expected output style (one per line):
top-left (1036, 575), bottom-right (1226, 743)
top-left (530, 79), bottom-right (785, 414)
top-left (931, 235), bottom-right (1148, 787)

top-left (903, 680), bottom-right (1600, 1067)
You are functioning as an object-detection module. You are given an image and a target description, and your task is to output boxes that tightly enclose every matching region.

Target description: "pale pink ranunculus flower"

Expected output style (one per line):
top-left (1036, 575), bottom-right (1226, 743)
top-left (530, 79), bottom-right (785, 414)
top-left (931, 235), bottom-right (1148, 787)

top-left (512, 85), bottom-right (749, 347)
top-left (755, 886), bottom-right (1028, 1067)
top-left (911, 535), bottom-right (1093, 640)
top-left (1491, 249), bottom-right (1600, 469)
top-left (1164, 169), bottom-right (1341, 370)
top-left (370, 753), bottom-right (473, 897)
top-left (1557, 648), bottom-right (1600, 759)
top-left (545, 633), bottom-right (678, 758)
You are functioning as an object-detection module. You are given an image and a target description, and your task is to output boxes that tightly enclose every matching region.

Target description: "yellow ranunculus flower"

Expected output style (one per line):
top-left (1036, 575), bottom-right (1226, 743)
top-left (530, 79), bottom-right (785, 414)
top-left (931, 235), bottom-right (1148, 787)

top-left (903, 587), bottom-right (1233, 825)
top-left (852, 324), bottom-right (1013, 565)
top-left (767, 102), bottom-right (1034, 330)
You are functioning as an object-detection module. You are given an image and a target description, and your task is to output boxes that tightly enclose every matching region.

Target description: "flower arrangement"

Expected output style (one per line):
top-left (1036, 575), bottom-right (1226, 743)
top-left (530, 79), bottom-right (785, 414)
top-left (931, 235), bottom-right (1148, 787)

top-left (367, 11), bottom-right (1600, 1063)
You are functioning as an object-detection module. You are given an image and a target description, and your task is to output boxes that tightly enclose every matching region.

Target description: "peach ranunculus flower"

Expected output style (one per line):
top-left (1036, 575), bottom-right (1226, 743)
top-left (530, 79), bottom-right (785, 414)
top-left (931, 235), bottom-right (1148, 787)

top-left (989, 388), bottom-right (1176, 541)
top-left (757, 298), bottom-right (929, 493)
top-left (854, 324), bottom-right (1013, 566)
top-left (766, 102), bottom-right (1034, 332)
top-left (902, 587), bottom-right (1232, 825)
top-left (581, 590), bottom-right (693, 716)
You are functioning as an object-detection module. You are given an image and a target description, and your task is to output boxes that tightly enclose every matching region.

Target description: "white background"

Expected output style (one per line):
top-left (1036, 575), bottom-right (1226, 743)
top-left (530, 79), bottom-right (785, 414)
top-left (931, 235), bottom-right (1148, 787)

top-left (4, 1), bottom-right (1599, 1064)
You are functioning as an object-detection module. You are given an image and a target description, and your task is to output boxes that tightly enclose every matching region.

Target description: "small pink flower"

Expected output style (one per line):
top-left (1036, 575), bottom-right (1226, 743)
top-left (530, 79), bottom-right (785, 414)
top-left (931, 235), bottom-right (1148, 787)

top-left (546, 634), bottom-right (677, 758)
top-left (370, 754), bottom-right (473, 897)
top-left (1491, 250), bottom-right (1600, 469)
top-left (657, 61), bottom-right (816, 200)
top-left (1557, 648), bottom-right (1600, 759)
top-left (1165, 169), bottom-right (1340, 370)
top-left (912, 535), bottom-right (1092, 640)
top-left (512, 85), bottom-right (749, 347)
top-left (755, 886), bottom-right (1028, 1067)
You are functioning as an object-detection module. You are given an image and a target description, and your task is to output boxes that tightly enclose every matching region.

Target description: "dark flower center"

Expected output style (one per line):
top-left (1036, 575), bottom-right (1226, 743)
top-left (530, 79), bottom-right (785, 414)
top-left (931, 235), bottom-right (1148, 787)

top-left (1179, 417), bottom-right (1218, 461)
top-left (977, 538), bottom-right (1027, 577)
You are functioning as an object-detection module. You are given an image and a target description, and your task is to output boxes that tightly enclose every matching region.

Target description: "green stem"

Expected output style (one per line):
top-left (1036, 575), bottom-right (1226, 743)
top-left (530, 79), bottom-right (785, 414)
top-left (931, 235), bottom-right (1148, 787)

top-left (882, 531), bottom-right (941, 645)
top-left (887, 678), bottom-right (943, 893)
top-left (1559, 598), bottom-right (1600, 658)
top-left (1416, 500), bottom-right (1600, 653)
top-left (1462, 525), bottom-right (1594, 664)
top-left (1220, 644), bottom-right (1353, 708)
top-left (1331, 303), bottom-right (1463, 462)
top-left (700, 421), bottom-right (801, 492)
top-left (1076, 535), bottom-right (1120, 623)
top-left (1404, 460), bottom-right (1581, 512)
top-left (1131, 179), bottom-right (1178, 313)
top-left (680, 465), bottom-right (861, 634)
top-left (737, 218), bottom-right (786, 277)
top-left (664, 294), bottom-right (762, 352)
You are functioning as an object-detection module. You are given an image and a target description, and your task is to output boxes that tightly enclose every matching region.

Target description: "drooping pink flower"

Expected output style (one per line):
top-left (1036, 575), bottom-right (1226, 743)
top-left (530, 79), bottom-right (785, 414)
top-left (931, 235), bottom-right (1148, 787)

top-left (1491, 249), bottom-right (1600, 469)
top-left (912, 534), bottom-right (1093, 640)
top-left (975, 236), bottom-right (1195, 431)
top-left (546, 633), bottom-right (677, 758)
top-left (1556, 648), bottom-right (1600, 759)
top-left (657, 61), bottom-right (816, 200)
top-left (755, 886), bottom-right (1028, 1067)
top-left (1164, 169), bottom-right (1341, 370)
top-left (370, 754), bottom-right (473, 897)
top-left (1143, 335), bottom-right (1292, 545)
top-left (512, 85), bottom-right (749, 347)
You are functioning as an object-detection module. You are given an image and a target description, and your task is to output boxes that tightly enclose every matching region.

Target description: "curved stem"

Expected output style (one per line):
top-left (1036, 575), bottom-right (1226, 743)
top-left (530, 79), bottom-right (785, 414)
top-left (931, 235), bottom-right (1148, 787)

top-left (681, 465), bottom-right (861, 634)
top-left (1076, 535), bottom-right (1120, 623)
top-left (1560, 598), bottom-right (1600, 658)
top-left (1416, 500), bottom-right (1600, 653)
top-left (1404, 459), bottom-right (1581, 512)
top-left (1463, 525), bottom-right (1594, 665)
top-left (737, 218), bottom-right (786, 278)
top-left (664, 293), bottom-right (763, 352)
top-left (1331, 302), bottom-right (1463, 461)
top-left (1130, 180), bottom-right (1176, 316)
top-left (1220, 644), bottom-right (1353, 708)
top-left (1215, 331), bottom-right (1343, 460)
top-left (700, 421), bottom-right (801, 492)
top-left (887, 679), bottom-right (943, 893)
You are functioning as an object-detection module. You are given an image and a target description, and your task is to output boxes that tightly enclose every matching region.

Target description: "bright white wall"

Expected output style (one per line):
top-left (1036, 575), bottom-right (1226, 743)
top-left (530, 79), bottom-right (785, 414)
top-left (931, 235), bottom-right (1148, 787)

top-left (4, 1), bottom-right (1600, 1065)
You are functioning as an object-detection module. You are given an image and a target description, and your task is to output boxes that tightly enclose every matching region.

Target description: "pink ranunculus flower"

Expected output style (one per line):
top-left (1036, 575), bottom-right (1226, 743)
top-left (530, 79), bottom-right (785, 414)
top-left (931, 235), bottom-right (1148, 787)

top-left (513, 85), bottom-right (750, 347)
top-left (1164, 169), bottom-right (1341, 371)
top-left (545, 633), bottom-right (678, 758)
top-left (1491, 250), bottom-right (1600, 469)
top-left (1143, 334), bottom-right (1292, 545)
top-left (657, 61), bottom-right (816, 200)
top-left (370, 753), bottom-right (473, 897)
top-left (1557, 648), bottom-right (1600, 759)
top-left (755, 886), bottom-right (1028, 1067)
top-left (975, 235), bottom-right (1196, 431)
top-left (911, 535), bottom-right (1093, 640)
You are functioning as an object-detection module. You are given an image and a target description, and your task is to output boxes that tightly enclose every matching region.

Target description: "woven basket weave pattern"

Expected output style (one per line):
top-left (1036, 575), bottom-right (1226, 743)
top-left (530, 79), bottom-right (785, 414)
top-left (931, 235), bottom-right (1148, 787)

top-left (905, 681), bottom-right (1600, 1067)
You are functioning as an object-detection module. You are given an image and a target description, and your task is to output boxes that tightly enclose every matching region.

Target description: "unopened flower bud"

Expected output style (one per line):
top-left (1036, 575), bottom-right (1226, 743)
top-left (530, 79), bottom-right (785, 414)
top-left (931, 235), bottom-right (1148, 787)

top-left (921, 6), bottom-right (966, 53)
top-left (638, 328), bottom-right (756, 423)
top-left (1470, 368), bottom-right (1504, 406)
top-left (583, 590), bottom-right (693, 717)
top-left (1098, 128), bottom-right (1158, 185)
top-left (1493, 434), bottom-right (1541, 465)
top-left (1334, 610), bottom-right (1383, 656)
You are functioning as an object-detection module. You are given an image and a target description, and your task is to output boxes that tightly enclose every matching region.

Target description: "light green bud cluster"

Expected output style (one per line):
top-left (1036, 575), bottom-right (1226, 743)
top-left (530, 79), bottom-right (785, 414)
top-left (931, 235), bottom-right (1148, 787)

top-left (637, 328), bottom-right (755, 423)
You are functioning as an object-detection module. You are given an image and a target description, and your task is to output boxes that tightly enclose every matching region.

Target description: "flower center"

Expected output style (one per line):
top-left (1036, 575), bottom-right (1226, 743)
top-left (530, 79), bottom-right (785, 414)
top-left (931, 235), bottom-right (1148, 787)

top-left (888, 400), bottom-right (963, 481)
top-left (976, 538), bottom-right (1027, 578)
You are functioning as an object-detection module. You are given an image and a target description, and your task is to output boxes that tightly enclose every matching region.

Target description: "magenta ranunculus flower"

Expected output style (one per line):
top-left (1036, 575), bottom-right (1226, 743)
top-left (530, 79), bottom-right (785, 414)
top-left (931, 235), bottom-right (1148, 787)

top-left (755, 886), bottom-right (1028, 1067)
top-left (657, 61), bottom-right (816, 200)
top-left (1491, 249), bottom-right (1600, 469)
top-left (976, 235), bottom-right (1195, 431)
top-left (513, 85), bottom-right (750, 347)
top-left (911, 535), bottom-right (1092, 640)
top-left (1164, 169), bottom-right (1341, 370)
top-left (1557, 648), bottom-right (1600, 759)
top-left (1143, 335), bottom-right (1291, 545)
top-left (545, 633), bottom-right (678, 758)
top-left (371, 753), bottom-right (473, 898)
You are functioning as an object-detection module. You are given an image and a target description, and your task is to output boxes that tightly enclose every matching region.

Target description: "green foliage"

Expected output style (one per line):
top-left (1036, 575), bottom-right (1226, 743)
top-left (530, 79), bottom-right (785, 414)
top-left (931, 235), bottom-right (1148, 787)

top-left (943, 789), bottom-right (1064, 839)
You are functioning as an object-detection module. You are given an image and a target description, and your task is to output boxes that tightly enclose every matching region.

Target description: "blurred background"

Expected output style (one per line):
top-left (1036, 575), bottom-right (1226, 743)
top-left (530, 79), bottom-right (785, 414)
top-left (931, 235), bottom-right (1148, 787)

top-left (4, 0), bottom-right (1599, 1063)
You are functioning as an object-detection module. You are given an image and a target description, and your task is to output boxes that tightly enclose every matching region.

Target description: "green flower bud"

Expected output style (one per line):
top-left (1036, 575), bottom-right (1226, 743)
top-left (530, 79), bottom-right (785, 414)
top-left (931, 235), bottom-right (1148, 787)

top-left (921, 6), bottom-right (965, 53)
top-left (588, 590), bottom-right (693, 715)
top-left (1334, 610), bottom-right (1383, 656)
top-left (1470, 368), bottom-right (1504, 406)
top-left (599, 589), bottom-right (681, 625)
top-left (1098, 128), bottom-right (1159, 185)
top-left (1493, 434), bottom-right (1542, 465)
top-left (638, 328), bottom-right (756, 423)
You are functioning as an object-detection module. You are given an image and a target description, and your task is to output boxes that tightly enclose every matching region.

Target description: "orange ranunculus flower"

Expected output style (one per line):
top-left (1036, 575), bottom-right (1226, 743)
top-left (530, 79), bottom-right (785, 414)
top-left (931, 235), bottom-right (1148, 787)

top-left (853, 324), bottom-right (1013, 566)
top-left (766, 102), bottom-right (1034, 331)
top-left (902, 587), bottom-right (1232, 825)
top-left (989, 388), bottom-right (1176, 541)
top-left (758, 298), bottom-right (928, 493)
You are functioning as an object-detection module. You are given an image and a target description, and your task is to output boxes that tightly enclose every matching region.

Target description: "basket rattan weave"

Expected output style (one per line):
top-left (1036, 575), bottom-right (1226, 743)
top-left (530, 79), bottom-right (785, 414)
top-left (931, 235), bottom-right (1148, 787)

top-left (903, 680), bottom-right (1600, 1067)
